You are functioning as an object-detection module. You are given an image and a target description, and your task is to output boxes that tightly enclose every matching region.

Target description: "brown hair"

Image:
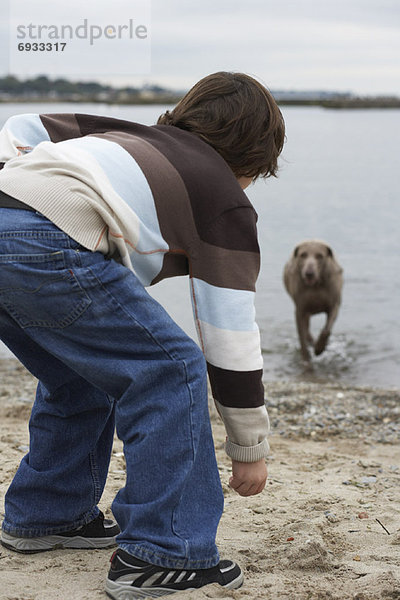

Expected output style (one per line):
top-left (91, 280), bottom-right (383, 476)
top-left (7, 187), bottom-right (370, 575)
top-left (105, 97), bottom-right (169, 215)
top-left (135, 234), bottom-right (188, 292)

top-left (157, 71), bottom-right (285, 180)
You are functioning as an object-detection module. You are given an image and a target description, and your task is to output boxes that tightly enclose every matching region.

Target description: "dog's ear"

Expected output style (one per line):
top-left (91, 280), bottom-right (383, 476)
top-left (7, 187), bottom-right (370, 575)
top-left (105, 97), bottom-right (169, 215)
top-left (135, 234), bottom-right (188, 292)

top-left (325, 245), bottom-right (343, 274)
top-left (294, 245), bottom-right (300, 257)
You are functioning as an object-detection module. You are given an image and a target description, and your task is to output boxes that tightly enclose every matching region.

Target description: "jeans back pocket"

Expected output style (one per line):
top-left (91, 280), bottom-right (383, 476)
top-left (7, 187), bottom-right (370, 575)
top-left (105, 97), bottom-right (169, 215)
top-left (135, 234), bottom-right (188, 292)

top-left (0, 250), bottom-right (92, 329)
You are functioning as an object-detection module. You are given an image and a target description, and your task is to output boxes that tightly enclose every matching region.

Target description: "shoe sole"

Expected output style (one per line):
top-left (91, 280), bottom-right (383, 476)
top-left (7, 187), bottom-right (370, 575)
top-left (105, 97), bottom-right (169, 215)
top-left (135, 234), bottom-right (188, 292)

top-left (1, 531), bottom-right (118, 554)
top-left (105, 572), bottom-right (244, 599)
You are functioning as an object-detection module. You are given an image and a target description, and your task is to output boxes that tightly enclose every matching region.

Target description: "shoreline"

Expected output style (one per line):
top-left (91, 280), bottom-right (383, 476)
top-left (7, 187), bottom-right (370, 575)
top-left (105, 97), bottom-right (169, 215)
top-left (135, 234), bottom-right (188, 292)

top-left (1, 355), bottom-right (399, 397)
top-left (1, 98), bottom-right (400, 109)
top-left (1, 358), bottom-right (399, 445)
top-left (1, 358), bottom-right (399, 448)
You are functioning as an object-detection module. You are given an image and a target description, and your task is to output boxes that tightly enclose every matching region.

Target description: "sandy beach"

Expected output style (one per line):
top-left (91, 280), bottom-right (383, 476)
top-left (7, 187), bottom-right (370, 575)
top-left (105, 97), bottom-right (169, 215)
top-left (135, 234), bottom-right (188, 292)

top-left (0, 359), bottom-right (399, 600)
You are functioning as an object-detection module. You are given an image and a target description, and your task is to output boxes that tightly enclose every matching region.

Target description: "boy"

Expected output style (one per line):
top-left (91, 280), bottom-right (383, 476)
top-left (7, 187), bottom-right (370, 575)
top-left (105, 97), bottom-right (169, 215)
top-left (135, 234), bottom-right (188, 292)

top-left (0, 71), bottom-right (285, 598)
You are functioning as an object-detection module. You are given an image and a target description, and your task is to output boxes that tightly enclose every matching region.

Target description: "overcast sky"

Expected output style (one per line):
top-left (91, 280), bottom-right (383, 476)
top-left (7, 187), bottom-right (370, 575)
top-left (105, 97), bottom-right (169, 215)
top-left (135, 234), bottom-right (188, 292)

top-left (1, 0), bottom-right (399, 95)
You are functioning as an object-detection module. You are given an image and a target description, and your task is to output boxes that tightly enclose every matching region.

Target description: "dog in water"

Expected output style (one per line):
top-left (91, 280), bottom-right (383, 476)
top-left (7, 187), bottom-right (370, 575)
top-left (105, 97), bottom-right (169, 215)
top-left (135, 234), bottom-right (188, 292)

top-left (283, 240), bottom-right (343, 362)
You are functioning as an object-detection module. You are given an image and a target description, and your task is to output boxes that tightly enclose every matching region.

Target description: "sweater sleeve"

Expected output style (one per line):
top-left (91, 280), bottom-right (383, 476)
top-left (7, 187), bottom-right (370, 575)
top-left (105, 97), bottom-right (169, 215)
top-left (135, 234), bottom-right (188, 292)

top-left (190, 206), bottom-right (270, 462)
top-left (0, 113), bottom-right (52, 169)
top-left (0, 113), bottom-right (84, 170)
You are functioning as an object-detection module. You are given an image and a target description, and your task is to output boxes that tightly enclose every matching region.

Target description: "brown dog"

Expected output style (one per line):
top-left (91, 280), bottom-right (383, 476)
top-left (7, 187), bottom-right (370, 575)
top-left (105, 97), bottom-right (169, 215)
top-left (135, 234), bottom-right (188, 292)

top-left (283, 240), bottom-right (343, 362)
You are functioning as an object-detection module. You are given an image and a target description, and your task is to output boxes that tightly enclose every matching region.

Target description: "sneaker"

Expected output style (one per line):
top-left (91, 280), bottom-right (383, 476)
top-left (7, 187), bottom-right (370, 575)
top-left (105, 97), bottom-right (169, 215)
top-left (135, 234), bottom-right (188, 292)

top-left (105, 548), bottom-right (244, 599)
top-left (1, 511), bottom-right (119, 554)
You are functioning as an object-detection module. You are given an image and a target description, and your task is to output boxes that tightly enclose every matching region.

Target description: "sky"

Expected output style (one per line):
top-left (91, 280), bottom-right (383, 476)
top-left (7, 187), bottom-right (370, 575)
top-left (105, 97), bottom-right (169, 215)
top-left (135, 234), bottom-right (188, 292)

top-left (1, 0), bottom-right (399, 95)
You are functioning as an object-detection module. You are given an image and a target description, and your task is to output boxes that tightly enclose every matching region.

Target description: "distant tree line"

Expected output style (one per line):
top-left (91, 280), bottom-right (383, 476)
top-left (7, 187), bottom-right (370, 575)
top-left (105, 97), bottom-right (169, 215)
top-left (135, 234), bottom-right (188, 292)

top-left (0, 75), bottom-right (399, 108)
top-left (0, 75), bottom-right (114, 94)
top-left (0, 75), bottom-right (182, 104)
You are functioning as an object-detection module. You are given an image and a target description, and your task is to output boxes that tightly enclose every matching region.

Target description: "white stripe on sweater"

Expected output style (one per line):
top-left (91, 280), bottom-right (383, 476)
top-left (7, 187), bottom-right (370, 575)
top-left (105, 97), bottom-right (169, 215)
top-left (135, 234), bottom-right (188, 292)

top-left (215, 400), bottom-right (269, 447)
top-left (196, 319), bottom-right (263, 371)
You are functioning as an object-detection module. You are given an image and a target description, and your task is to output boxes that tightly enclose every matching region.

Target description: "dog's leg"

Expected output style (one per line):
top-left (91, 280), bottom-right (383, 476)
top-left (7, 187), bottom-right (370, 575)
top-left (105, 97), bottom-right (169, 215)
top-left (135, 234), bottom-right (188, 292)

top-left (305, 314), bottom-right (314, 346)
top-left (296, 309), bottom-right (311, 361)
top-left (314, 303), bottom-right (340, 355)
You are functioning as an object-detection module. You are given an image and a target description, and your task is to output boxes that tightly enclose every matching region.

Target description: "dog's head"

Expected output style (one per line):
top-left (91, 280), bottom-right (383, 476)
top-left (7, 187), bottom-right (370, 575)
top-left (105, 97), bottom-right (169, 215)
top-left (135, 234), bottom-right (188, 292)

top-left (293, 240), bottom-right (334, 286)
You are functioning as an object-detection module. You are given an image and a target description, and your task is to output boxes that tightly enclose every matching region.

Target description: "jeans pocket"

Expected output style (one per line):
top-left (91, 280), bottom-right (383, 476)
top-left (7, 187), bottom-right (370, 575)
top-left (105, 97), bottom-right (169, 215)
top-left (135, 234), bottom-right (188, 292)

top-left (0, 251), bottom-right (92, 328)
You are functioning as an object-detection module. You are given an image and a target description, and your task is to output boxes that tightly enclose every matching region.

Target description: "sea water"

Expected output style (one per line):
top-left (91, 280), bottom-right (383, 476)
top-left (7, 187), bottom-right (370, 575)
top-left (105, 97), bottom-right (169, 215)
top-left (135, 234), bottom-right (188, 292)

top-left (0, 103), bottom-right (399, 387)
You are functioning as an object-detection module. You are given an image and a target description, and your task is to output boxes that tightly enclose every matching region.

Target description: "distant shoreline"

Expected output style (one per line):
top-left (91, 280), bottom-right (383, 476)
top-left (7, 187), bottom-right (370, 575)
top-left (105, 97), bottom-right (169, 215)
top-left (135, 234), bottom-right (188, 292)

top-left (1, 75), bottom-right (399, 109)
top-left (1, 97), bottom-right (400, 109)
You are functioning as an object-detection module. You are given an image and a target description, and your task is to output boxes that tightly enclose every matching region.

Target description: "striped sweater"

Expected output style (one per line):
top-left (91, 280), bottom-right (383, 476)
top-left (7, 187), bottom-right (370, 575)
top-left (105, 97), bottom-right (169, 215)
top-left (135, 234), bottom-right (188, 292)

top-left (0, 112), bottom-right (270, 462)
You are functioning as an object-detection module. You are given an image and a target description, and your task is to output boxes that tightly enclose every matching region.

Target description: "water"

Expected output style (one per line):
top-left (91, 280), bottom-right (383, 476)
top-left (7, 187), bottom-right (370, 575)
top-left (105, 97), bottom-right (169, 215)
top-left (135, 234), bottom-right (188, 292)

top-left (0, 103), bottom-right (399, 388)
top-left (249, 107), bottom-right (400, 388)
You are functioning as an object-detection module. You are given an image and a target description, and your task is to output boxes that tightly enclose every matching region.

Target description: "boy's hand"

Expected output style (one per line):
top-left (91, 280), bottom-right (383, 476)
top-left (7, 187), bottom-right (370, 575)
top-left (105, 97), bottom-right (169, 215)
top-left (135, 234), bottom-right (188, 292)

top-left (229, 458), bottom-right (268, 497)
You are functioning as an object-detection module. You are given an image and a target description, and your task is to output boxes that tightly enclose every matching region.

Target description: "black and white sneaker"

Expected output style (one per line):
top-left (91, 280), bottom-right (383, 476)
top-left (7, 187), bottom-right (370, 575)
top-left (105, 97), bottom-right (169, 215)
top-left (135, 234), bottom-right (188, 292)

top-left (1, 511), bottom-right (119, 554)
top-left (105, 548), bottom-right (244, 599)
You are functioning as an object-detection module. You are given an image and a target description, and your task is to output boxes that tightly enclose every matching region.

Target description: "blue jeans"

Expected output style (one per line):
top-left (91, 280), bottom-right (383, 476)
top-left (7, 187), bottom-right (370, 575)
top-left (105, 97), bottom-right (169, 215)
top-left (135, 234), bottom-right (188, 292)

top-left (0, 208), bottom-right (224, 569)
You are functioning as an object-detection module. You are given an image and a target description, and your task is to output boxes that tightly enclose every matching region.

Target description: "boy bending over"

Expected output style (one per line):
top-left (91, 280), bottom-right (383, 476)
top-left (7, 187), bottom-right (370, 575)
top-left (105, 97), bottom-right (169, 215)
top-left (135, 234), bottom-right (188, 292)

top-left (0, 71), bottom-right (285, 598)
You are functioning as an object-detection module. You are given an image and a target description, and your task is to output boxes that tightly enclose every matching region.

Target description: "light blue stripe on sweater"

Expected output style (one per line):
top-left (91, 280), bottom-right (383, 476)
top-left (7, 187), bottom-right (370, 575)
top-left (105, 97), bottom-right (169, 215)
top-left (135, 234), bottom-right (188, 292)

top-left (6, 114), bottom-right (50, 149)
top-left (58, 136), bottom-right (167, 251)
top-left (191, 278), bottom-right (258, 332)
top-left (57, 136), bottom-right (168, 286)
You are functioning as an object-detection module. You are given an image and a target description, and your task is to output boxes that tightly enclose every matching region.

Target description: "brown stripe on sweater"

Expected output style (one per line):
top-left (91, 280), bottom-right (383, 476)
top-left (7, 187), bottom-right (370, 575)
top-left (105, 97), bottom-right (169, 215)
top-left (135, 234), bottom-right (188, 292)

top-left (90, 131), bottom-right (199, 254)
top-left (207, 363), bottom-right (265, 408)
top-left (40, 114), bottom-right (82, 143)
top-left (151, 251), bottom-right (189, 285)
top-left (203, 206), bottom-right (260, 252)
top-left (75, 113), bottom-right (142, 136)
top-left (192, 240), bottom-right (260, 291)
top-left (147, 125), bottom-right (256, 247)
top-left (154, 243), bottom-right (259, 291)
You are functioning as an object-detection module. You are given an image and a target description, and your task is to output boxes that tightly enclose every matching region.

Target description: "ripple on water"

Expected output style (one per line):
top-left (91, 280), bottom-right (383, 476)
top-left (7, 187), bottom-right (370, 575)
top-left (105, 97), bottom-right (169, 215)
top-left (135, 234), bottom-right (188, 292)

top-left (262, 332), bottom-right (379, 386)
